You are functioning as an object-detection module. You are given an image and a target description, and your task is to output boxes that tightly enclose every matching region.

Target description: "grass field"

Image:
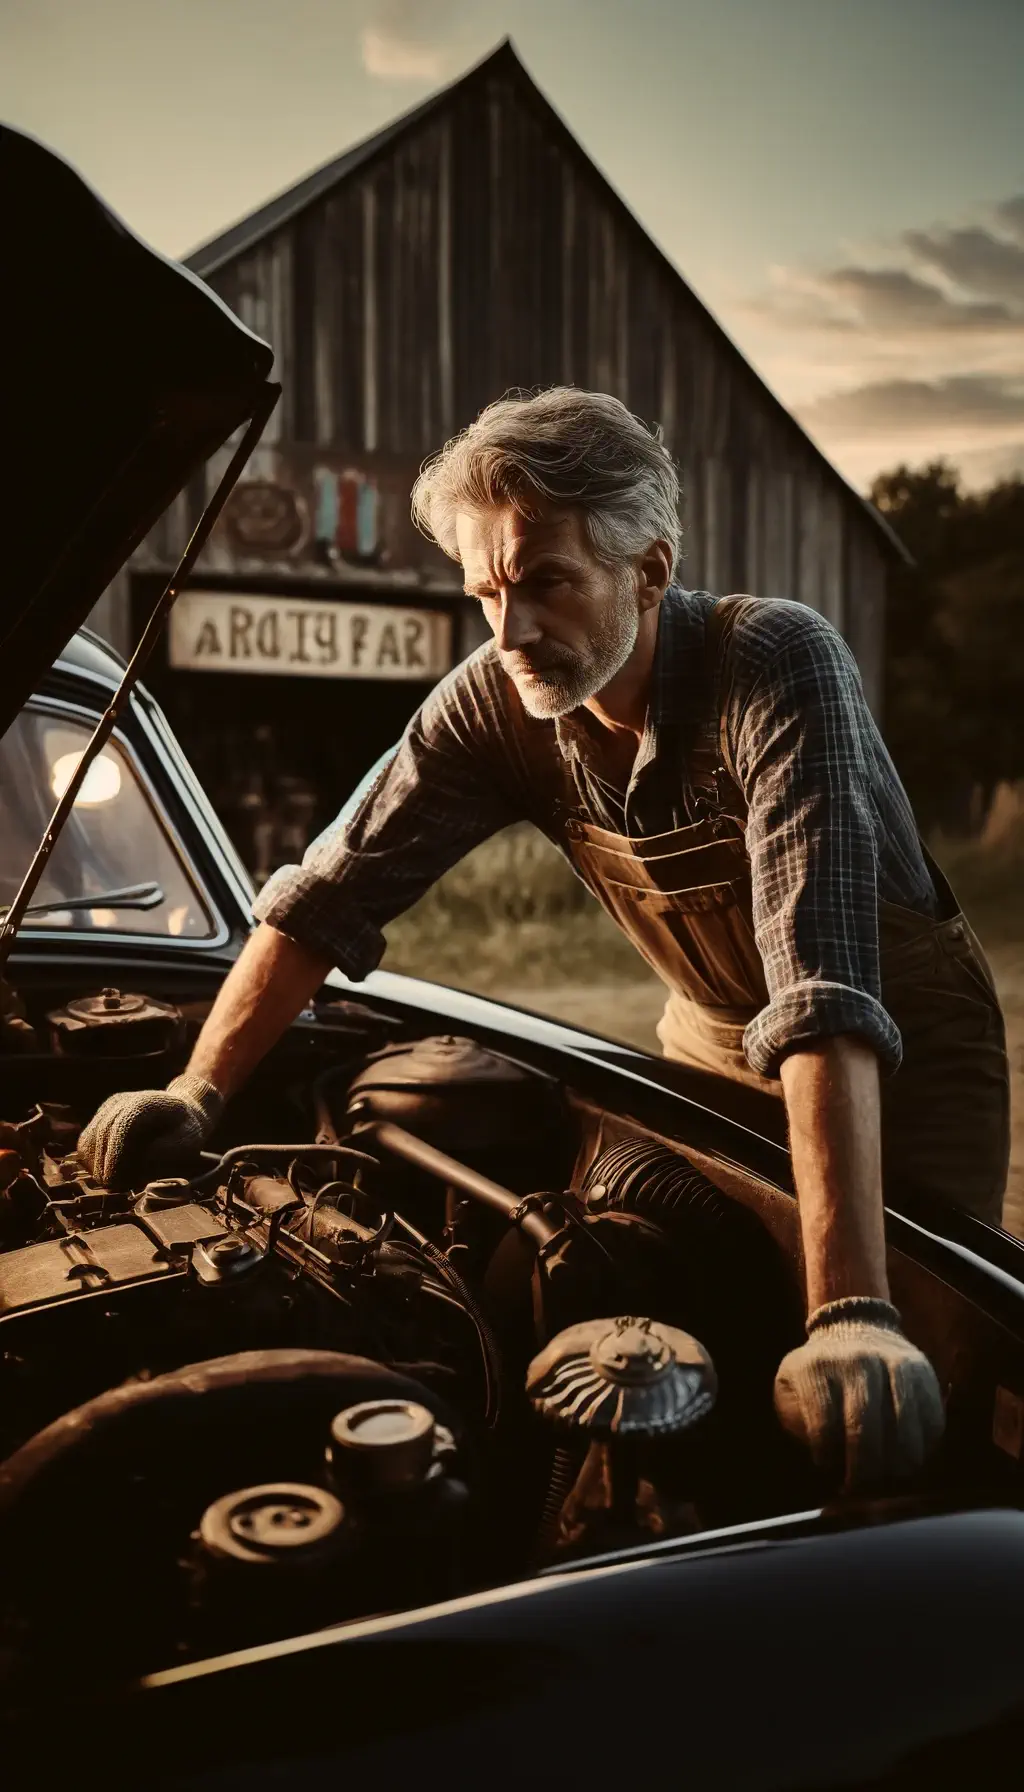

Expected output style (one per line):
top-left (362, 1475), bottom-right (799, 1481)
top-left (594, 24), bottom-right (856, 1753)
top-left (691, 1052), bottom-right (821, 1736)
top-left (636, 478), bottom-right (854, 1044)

top-left (384, 818), bottom-right (1024, 1240)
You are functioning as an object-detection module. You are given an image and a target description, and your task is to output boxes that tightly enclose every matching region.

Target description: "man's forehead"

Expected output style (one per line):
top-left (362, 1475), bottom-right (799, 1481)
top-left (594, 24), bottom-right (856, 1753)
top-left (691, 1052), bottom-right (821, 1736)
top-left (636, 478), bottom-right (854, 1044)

top-left (456, 503), bottom-right (584, 570)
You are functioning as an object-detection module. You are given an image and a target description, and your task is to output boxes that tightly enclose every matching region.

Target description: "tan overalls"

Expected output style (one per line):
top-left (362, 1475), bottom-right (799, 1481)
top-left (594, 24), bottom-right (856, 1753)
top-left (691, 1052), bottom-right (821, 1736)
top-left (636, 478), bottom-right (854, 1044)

top-left (559, 598), bottom-right (1010, 1224)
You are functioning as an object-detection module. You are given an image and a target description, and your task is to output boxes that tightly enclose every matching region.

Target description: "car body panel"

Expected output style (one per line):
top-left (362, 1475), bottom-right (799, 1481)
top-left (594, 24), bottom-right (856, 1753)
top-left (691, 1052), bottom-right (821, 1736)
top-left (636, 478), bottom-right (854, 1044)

top-left (0, 123), bottom-right (274, 737)
top-left (12, 1507), bottom-right (1021, 1788)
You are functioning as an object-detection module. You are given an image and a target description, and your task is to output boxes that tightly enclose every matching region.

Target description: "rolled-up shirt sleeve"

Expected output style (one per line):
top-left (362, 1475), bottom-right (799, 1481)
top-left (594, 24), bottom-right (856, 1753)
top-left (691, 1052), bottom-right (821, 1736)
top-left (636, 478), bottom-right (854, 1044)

top-left (731, 610), bottom-right (904, 1078)
top-left (252, 654), bottom-right (520, 977)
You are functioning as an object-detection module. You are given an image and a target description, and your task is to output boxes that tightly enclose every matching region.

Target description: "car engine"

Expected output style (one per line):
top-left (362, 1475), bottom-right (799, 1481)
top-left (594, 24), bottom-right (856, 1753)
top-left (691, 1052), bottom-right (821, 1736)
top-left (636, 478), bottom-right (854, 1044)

top-left (0, 980), bottom-right (804, 1688)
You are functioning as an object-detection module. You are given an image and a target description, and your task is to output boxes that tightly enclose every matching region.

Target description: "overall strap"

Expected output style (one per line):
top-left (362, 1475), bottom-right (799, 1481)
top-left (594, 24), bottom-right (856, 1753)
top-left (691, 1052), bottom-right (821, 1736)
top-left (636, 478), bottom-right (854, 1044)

top-left (688, 593), bottom-right (756, 821)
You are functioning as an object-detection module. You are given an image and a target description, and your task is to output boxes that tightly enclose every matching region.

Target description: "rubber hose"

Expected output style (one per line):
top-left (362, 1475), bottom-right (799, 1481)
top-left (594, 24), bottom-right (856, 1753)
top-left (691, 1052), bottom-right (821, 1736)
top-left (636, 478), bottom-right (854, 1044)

top-left (387, 1225), bottom-right (502, 1429)
top-left (583, 1138), bottom-right (801, 1352)
top-left (312, 1103), bottom-right (504, 1424)
top-left (190, 1142), bottom-right (379, 1193)
top-left (535, 1443), bottom-right (581, 1563)
top-left (584, 1138), bottom-right (740, 1228)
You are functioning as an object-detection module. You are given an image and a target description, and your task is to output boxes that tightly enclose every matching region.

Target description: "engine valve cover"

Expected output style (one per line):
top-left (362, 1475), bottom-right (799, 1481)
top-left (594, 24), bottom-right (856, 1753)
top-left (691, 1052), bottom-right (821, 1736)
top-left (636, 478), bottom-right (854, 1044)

top-left (0, 1222), bottom-right (172, 1317)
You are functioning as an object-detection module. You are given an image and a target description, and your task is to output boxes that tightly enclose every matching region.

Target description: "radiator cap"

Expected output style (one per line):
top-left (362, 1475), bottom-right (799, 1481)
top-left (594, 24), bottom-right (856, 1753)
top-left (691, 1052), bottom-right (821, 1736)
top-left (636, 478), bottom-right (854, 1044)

top-left (527, 1315), bottom-right (717, 1437)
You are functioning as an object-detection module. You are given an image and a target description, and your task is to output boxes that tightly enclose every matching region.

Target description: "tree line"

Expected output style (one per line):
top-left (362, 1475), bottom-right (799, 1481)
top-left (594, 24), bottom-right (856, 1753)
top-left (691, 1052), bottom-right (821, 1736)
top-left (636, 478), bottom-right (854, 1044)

top-left (871, 463), bottom-right (1024, 833)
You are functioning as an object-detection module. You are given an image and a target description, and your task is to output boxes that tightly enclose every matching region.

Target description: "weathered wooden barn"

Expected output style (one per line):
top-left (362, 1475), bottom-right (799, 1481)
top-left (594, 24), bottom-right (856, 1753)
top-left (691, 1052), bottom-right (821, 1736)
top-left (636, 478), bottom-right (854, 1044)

top-left (98, 40), bottom-right (902, 878)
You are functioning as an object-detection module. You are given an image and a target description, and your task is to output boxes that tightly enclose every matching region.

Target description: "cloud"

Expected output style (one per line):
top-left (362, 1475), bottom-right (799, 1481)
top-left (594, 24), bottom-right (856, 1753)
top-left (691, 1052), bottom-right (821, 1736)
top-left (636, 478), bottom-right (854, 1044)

top-left (737, 193), bottom-right (1024, 488)
top-left (996, 195), bottom-right (1024, 244)
top-left (800, 264), bottom-right (1014, 334)
top-left (360, 2), bottom-right (464, 81)
top-left (801, 375), bottom-right (1024, 436)
top-left (751, 221), bottom-right (1024, 341)
top-left (904, 225), bottom-right (1024, 310)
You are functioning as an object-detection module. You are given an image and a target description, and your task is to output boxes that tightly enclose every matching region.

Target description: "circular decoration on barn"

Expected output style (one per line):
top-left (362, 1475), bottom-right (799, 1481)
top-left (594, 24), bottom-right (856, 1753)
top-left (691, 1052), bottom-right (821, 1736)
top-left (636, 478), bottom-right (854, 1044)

top-left (225, 481), bottom-right (309, 555)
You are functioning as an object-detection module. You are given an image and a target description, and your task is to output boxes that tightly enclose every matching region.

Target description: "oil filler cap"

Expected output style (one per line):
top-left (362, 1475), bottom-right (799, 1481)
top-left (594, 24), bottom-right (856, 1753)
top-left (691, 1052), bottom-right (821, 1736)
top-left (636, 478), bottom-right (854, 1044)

top-left (327, 1399), bottom-right (437, 1495)
top-left (199, 1483), bottom-right (346, 1568)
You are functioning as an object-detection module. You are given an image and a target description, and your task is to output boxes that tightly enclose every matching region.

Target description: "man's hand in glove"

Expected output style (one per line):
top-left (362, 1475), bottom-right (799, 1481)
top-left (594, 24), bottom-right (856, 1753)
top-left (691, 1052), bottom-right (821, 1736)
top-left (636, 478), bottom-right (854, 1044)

top-left (76, 1073), bottom-right (223, 1189)
top-left (76, 927), bottom-right (334, 1189)
top-left (773, 1296), bottom-right (945, 1492)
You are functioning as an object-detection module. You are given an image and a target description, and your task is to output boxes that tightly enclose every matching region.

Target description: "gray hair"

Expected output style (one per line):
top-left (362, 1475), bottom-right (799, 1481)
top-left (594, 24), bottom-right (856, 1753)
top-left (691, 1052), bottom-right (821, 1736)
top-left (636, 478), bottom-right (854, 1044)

top-left (411, 387), bottom-right (681, 577)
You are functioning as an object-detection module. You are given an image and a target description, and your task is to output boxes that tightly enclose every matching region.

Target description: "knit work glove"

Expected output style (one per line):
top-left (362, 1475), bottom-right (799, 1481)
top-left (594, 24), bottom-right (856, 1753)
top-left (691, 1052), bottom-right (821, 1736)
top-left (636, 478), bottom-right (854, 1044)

top-left (76, 1073), bottom-right (223, 1189)
top-left (773, 1297), bottom-right (945, 1492)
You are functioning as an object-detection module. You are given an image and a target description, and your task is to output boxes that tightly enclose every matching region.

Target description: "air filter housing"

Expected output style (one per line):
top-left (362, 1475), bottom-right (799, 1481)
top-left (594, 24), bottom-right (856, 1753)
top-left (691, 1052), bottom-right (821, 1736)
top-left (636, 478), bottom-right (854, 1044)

top-left (346, 1034), bottom-right (558, 1153)
top-left (527, 1315), bottom-right (717, 1438)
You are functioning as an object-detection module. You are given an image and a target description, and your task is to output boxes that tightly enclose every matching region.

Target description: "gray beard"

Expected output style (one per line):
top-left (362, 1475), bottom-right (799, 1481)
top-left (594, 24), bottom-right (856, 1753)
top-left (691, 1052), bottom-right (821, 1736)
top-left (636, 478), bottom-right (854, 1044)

top-left (504, 593), bottom-right (640, 720)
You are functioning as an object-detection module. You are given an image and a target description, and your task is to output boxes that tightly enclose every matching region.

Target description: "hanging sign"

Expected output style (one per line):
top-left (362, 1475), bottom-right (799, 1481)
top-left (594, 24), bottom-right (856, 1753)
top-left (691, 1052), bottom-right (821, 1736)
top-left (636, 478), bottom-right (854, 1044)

top-left (168, 591), bottom-right (452, 681)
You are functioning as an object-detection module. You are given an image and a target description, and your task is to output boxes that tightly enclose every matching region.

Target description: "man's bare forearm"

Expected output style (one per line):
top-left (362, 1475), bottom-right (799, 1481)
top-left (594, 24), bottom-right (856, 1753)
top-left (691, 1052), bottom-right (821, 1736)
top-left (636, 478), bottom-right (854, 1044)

top-left (187, 921), bottom-right (335, 1100)
top-left (779, 1034), bottom-right (889, 1310)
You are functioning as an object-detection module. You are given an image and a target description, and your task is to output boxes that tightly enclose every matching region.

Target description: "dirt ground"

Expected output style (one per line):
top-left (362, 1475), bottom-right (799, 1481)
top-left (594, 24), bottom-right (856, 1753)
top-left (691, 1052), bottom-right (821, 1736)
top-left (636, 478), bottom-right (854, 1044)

top-left (493, 943), bottom-right (1024, 1241)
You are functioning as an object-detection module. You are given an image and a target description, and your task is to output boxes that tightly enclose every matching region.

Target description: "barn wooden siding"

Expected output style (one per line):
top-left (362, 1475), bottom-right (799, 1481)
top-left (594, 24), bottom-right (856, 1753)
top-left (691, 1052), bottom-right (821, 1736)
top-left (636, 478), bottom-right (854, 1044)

top-left (131, 46), bottom-right (890, 709)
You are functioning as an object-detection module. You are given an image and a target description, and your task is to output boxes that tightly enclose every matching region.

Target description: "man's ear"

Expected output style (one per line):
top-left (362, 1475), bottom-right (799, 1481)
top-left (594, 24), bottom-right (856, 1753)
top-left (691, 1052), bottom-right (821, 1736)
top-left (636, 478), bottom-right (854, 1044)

top-left (637, 539), bottom-right (673, 612)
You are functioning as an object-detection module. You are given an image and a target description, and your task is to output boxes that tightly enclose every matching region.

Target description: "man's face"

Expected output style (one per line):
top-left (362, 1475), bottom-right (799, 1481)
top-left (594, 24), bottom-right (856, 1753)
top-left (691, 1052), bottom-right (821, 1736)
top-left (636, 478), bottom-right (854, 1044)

top-left (456, 504), bottom-right (640, 718)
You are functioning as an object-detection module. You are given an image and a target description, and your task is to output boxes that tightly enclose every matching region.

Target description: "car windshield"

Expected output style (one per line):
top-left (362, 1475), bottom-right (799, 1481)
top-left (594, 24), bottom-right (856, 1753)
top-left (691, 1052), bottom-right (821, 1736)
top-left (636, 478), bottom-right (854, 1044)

top-left (0, 707), bottom-right (216, 938)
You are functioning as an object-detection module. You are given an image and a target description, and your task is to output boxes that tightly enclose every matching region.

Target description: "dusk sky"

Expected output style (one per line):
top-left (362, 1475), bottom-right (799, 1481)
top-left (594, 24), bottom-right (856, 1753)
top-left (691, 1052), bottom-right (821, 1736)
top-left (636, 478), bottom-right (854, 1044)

top-left (4, 0), bottom-right (1023, 491)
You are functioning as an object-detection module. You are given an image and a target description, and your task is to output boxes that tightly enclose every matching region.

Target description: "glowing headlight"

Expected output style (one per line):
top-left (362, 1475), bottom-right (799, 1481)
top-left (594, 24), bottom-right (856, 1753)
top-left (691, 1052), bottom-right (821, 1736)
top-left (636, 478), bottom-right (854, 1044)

top-left (50, 750), bottom-right (122, 807)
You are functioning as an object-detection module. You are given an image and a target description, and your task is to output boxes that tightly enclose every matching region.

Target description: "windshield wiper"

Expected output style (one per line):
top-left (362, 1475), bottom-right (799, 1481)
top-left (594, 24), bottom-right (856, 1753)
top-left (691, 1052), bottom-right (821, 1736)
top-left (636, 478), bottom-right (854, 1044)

top-left (6, 881), bottom-right (166, 919)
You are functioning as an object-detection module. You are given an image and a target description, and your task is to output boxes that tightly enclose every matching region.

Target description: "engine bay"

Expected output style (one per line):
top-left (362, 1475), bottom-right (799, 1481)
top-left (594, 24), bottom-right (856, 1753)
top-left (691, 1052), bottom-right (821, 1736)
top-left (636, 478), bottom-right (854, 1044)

top-left (0, 975), bottom-right (853, 1684)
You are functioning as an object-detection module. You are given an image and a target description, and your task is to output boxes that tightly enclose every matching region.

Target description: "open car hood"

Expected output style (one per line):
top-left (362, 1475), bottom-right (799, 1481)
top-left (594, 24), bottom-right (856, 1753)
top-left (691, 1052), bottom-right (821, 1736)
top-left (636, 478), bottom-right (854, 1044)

top-left (0, 122), bottom-right (276, 739)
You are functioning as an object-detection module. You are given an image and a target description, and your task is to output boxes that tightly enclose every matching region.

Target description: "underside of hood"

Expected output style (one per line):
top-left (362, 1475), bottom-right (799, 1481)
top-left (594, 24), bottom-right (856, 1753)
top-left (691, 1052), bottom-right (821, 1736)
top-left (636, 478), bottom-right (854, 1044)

top-left (0, 122), bottom-right (276, 738)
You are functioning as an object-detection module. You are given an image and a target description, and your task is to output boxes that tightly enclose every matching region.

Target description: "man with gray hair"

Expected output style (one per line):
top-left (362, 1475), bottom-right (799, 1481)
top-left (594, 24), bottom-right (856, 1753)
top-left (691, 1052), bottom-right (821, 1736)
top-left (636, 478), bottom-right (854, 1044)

top-left (81, 387), bottom-right (1009, 1492)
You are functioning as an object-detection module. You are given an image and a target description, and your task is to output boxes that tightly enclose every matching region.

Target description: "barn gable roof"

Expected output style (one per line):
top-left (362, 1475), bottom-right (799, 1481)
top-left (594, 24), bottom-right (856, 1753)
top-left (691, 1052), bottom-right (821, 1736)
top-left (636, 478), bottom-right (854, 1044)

top-left (186, 39), bottom-right (907, 562)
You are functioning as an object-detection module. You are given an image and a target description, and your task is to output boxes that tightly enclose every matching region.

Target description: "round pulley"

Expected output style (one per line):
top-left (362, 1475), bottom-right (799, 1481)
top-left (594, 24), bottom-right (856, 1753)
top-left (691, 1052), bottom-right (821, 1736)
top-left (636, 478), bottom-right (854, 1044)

top-left (198, 1483), bottom-right (346, 1569)
top-left (327, 1398), bottom-right (443, 1496)
top-left (526, 1315), bottom-right (717, 1438)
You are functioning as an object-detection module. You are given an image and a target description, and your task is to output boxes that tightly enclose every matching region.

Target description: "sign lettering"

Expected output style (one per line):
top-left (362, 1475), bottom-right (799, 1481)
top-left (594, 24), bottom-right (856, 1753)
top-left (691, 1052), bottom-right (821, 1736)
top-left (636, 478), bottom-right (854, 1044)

top-left (169, 592), bottom-right (452, 682)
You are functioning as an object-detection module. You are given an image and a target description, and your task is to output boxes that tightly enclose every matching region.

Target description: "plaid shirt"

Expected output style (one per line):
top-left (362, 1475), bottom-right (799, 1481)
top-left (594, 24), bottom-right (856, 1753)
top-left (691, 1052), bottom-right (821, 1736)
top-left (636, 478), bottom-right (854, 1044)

top-left (254, 587), bottom-right (936, 1076)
